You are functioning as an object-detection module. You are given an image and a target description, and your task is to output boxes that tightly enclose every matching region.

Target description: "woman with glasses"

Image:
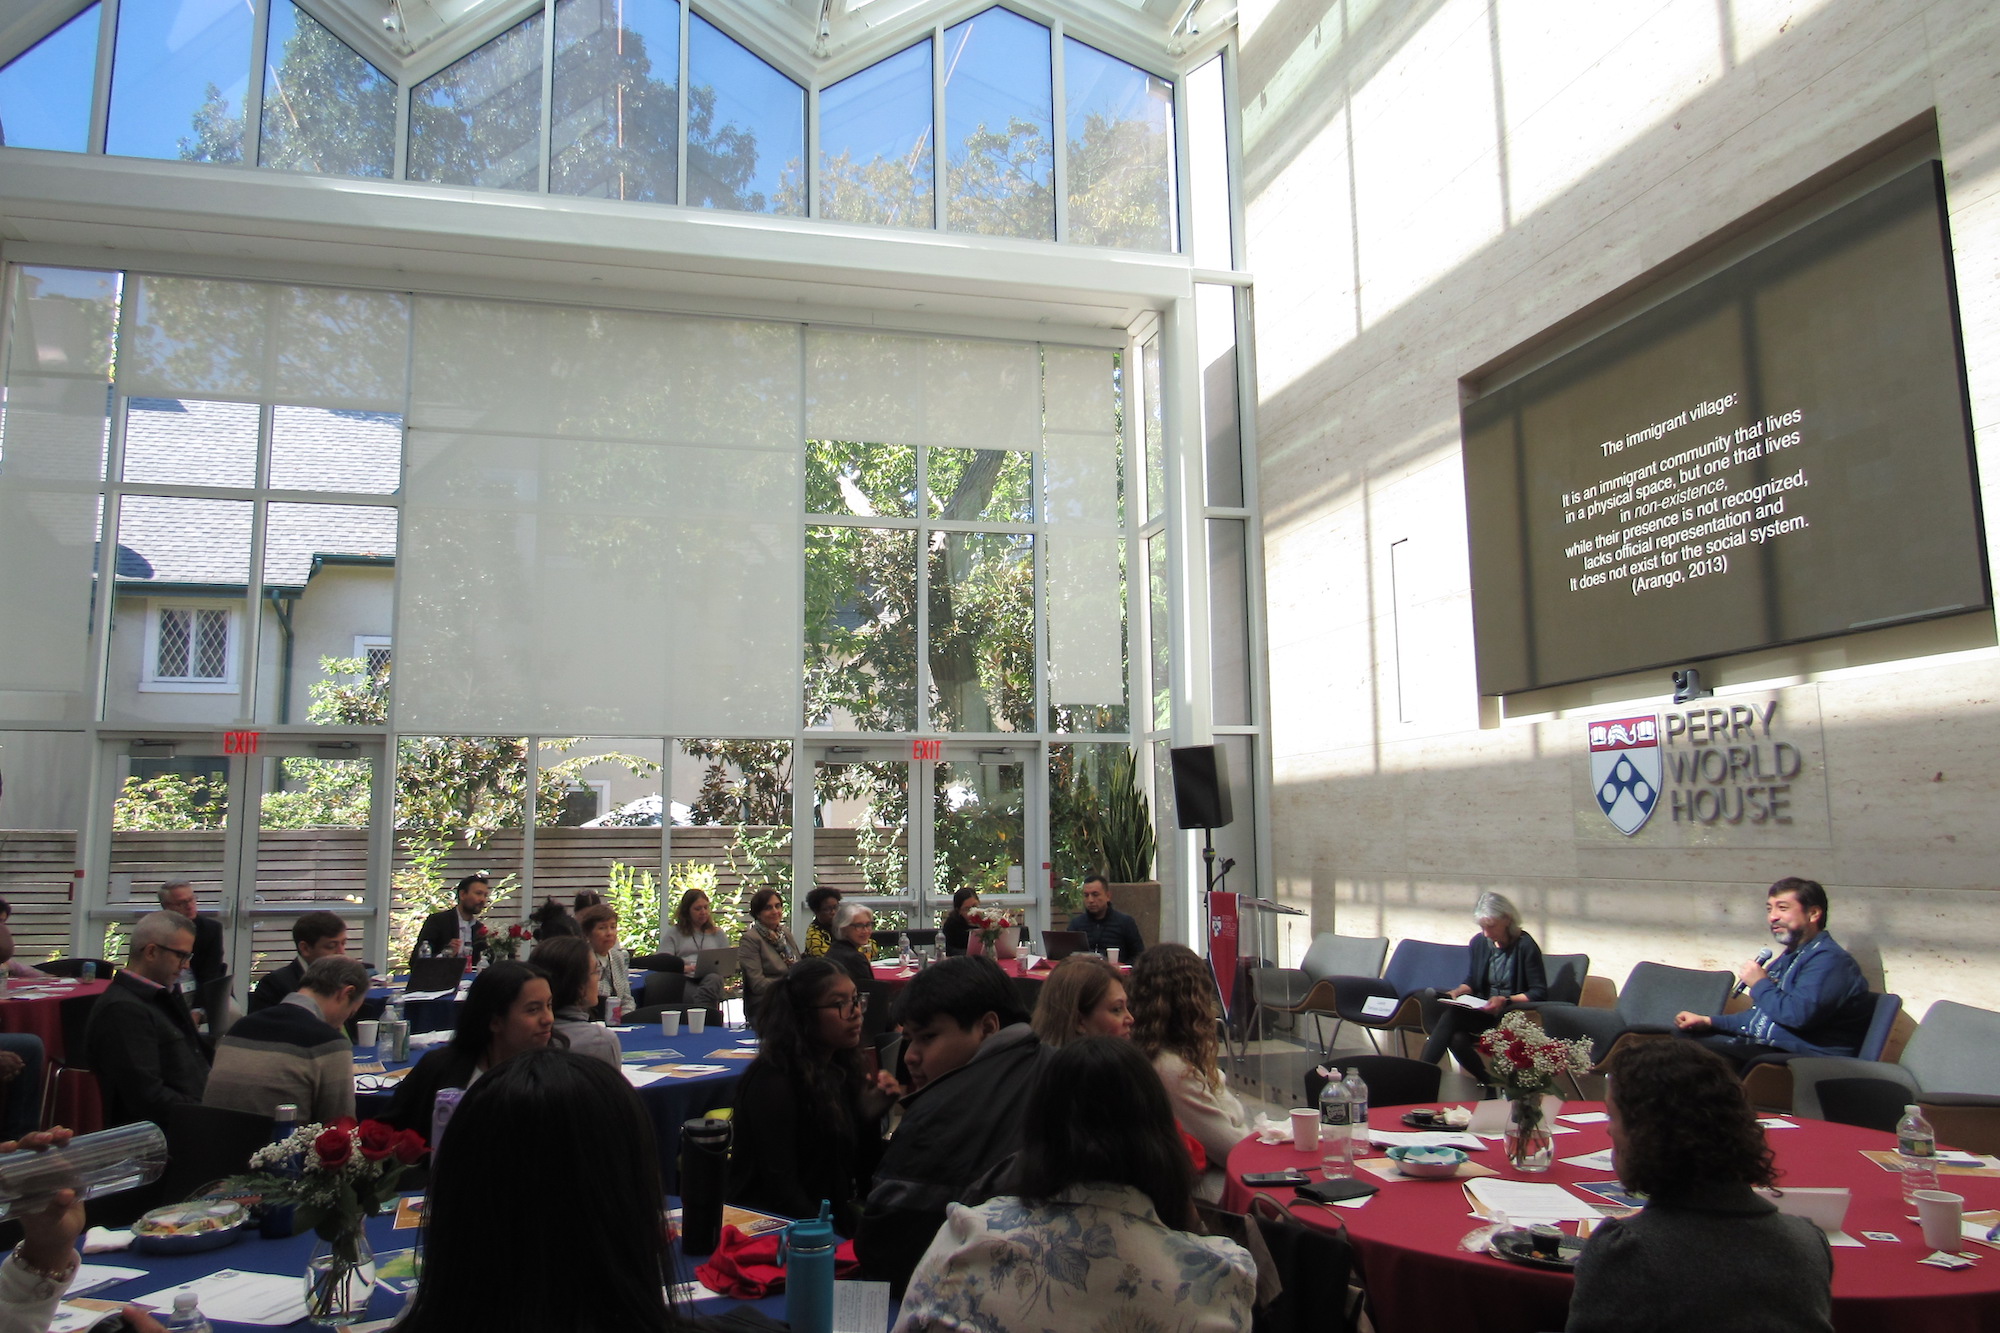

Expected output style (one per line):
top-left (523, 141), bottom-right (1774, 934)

top-left (727, 958), bottom-right (898, 1231)
top-left (826, 901), bottom-right (876, 990)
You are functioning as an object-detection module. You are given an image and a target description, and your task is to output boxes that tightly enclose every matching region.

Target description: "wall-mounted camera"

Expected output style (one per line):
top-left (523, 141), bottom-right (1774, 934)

top-left (1671, 667), bottom-right (1713, 705)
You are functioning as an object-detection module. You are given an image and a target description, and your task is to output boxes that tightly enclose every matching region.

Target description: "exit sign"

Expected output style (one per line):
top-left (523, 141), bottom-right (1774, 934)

top-left (911, 739), bottom-right (942, 761)
top-left (223, 730), bottom-right (261, 755)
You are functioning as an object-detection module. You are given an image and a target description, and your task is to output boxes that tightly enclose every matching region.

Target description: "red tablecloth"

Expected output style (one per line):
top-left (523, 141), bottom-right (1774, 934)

top-left (1223, 1103), bottom-right (2000, 1333)
top-left (0, 977), bottom-right (111, 1061)
top-left (869, 956), bottom-right (1127, 991)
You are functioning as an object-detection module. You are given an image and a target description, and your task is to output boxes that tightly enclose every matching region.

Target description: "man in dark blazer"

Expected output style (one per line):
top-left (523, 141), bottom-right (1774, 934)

top-left (86, 911), bottom-right (212, 1127)
top-left (157, 879), bottom-right (226, 989)
top-left (412, 873), bottom-right (493, 968)
top-left (249, 910), bottom-right (350, 1014)
top-left (1066, 874), bottom-right (1145, 960)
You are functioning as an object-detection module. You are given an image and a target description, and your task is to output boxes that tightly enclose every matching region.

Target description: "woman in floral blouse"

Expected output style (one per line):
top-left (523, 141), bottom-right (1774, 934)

top-left (893, 1036), bottom-right (1255, 1333)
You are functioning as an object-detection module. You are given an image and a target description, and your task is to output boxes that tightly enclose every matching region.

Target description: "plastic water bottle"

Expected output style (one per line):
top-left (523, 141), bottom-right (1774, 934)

top-left (80, 961), bottom-right (96, 981)
top-left (1897, 1104), bottom-right (1939, 1201)
top-left (164, 1291), bottom-right (213, 1332)
top-left (1343, 1066), bottom-right (1371, 1149)
top-left (416, 940), bottom-right (432, 961)
top-left (897, 932), bottom-right (912, 966)
top-left (1319, 1072), bottom-right (1355, 1178)
top-left (259, 1103), bottom-right (298, 1240)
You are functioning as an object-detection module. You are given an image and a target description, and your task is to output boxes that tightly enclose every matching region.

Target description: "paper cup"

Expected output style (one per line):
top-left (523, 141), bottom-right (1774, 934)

top-left (661, 1012), bottom-right (680, 1037)
top-left (1916, 1189), bottom-right (1964, 1253)
top-left (1106, 947), bottom-right (1121, 966)
top-left (687, 1009), bottom-right (707, 1034)
top-left (354, 1020), bottom-right (378, 1046)
top-left (1290, 1108), bottom-right (1320, 1152)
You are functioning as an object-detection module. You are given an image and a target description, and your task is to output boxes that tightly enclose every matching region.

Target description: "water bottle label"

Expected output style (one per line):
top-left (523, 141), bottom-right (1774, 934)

top-left (1899, 1136), bottom-right (1934, 1158)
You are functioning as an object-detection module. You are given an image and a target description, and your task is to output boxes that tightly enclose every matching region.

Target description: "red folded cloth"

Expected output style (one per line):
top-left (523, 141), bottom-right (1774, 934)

top-left (693, 1224), bottom-right (863, 1300)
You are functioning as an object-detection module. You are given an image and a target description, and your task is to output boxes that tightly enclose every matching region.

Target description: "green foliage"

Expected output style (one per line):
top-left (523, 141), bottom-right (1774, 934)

top-left (1100, 748), bottom-right (1155, 884)
top-left (178, 83), bottom-right (243, 163)
top-left (950, 118), bottom-right (1055, 239)
top-left (258, 7), bottom-right (396, 177)
top-left (112, 774), bottom-right (227, 831)
top-left (1065, 111), bottom-right (1174, 251)
top-left (603, 860), bottom-right (663, 947)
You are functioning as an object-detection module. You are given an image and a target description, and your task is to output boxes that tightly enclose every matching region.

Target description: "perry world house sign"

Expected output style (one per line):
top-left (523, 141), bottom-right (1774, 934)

top-left (1589, 715), bottom-right (1662, 835)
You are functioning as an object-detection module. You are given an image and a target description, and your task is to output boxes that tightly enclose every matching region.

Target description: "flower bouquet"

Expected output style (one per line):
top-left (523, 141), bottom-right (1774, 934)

top-left (486, 922), bottom-right (533, 962)
top-left (963, 905), bottom-right (1020, 957)
top-left (1476, 1011), bottom-right (1594, 1172)
top-left (227, 1118), bottom-right (426, 1325)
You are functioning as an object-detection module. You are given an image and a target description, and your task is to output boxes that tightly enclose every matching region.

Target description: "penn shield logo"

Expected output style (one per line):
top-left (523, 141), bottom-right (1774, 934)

top-left (1589, 714), bottom-right (1662, 836)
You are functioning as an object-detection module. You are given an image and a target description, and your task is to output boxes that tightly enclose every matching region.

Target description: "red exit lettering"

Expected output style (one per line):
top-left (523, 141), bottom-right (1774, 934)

top-left (223, 730), bottom-right (261, 755)
top-left (911, 739), bottom-right (942, 761)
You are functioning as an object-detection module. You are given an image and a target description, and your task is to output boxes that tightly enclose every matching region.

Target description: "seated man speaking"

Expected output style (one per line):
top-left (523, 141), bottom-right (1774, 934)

top-left (1674, 876), bottom-right (1874, 1062)
top-left (855, 956), bottom-right (1045, 1294)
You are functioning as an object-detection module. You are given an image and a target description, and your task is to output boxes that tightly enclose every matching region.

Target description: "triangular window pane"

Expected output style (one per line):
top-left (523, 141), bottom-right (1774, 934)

top-left (686, 13), bottom-right (803, 215)
top-left (407, 12), bottom-right (545, 191)
top-left (0, 2), bottom-right (101, 154)
top-left (260, 0), bottom-right (396, 178)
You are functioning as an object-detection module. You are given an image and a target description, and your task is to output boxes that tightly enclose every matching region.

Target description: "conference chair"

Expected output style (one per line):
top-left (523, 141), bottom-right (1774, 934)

top-left (860, 979), bottom-right (897, 1044)
top-left (1785, 1000), bottom-right (2000, 1154)
top-left (157, 1103), bottom-right (273, 1205)
top-left (1245, 933), bottom-right (1389, 1055)
top-left (1539, 961), bottom-right (1735, 1096)
top-left (1739, 991), bottom-right (1902, 1112)
top-left (1303, 1055), bottom-right (1442, 1110)
top-left (37, 958), bottom-right (115, 979)
top-left (1317, 939), bottom-right (1467, 1056)
top-left (640, 970), bottom-right (690, 1009)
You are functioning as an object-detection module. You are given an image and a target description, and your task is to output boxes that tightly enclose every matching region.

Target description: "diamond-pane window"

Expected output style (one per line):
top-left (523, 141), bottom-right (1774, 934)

top-left (366, 644), bottom-right (391, 681)
top-left (155, 606), bottom-right (231, 682)
top-left (157, 608), bottom-right (192, 678)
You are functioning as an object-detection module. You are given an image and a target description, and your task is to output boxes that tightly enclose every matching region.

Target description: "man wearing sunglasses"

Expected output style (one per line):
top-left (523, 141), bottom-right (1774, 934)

top-left (84, 911), bottom-right (213, 1127)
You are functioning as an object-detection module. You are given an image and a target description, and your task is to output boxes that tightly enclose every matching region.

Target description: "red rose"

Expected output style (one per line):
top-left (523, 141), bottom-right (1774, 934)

top-left (390, 1129), bottom-right (427, 1165)
top-left (329, 1115), bottom-right (358, 1136)
top-left (314, 1127), bottom-right (353, 1169)
top-left (357, 1121), bottom-right (399, 1163)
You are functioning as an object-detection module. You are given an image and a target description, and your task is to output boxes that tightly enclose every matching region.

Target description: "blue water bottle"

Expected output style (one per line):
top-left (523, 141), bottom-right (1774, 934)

top-left (780, 1201), bottom-right (836, 1333)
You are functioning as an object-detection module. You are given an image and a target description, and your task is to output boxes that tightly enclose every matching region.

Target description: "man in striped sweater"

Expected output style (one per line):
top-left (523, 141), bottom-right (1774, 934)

top-left (204, 955), bottom-right (369, 1125)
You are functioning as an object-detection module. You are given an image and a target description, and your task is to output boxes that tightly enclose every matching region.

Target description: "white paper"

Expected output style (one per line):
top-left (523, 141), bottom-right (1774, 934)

top-left (1465, 1179), bottom-right (1605, 1224)
top-left (399, 989), bottom-right (454, 1002)
top-left (1826, 1231), bottom-right (1865, 1248)
top-left (1561, 1149), bottom-right (1618, 1172)
top-left (1938, 1151), bottom-right (2000, 1168)
top-left (133, 1270), bottom-right (309, 1325)
top-left (622, 1068), bottom-right (668, 1088)
top-left (834, 1280), bottom-right (892, 1333)
top-left (1559, 1111), bottom-right (1609, 1124)
top-left (1359, 995), bottom-right (1398, 1018)
top-left (1763, 1186), bottom-right (1850, 1233)
top-left (1758, 1117), bottom-right (1800, 1129)
top-left (1466, 1100), bottom-right (1511, 1135)
top-left (1444, 994), bottom-right (1492, 1009)
top-left (1964, 1220), bottom-right (2000, 1247)
top-left (68, 1263), bottom-right (145, 1295)
top-left (1366, 1130), bottom-right (1486, 1151)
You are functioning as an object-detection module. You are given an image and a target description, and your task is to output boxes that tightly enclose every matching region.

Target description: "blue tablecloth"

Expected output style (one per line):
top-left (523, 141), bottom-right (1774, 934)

top-left (380, 973), bottom-right (652, 1034)
top-left (355, 1022), bottom-right (750, 1189)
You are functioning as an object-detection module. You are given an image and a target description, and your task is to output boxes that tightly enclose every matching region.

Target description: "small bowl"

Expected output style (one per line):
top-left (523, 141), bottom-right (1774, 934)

top-left (1385, 1145), bottom-right (1468, 1179)
top-left (132, 1199), bottom-right (249, 1254)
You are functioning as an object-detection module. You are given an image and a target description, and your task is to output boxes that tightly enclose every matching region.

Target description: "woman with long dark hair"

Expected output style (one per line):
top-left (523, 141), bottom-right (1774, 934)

top-left (1128, 943), bottom-right (1248, 1200)
top-left (1030, 955), bottom-right (1133, 1046)
top-left (894, 1036), bottom-right (1254, 1332)
top-left (534, 935), bottom-right (622, 1068)
top-left (727, 958), bottom-right (895, 1230)
top-left (382, 961), bottom-right (557, 1137)
top-left (940, 887), bottom-right (979, 956)
top-left (1567, 1040), bottom-right (1833, 1332)
top-left (661, 888), bottom-right (730, 1011)
top-left (396, 1049), bottom-right (695, 1333)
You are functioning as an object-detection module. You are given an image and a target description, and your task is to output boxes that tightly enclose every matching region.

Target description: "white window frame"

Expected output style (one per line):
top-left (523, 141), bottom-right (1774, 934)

top-left (353, 635), bottom-right (392, 678)
top-left (139, 600), bottom-right (241, 693)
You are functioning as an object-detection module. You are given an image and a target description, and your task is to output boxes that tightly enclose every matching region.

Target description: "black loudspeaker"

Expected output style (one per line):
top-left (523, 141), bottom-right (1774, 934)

top-left (1170, 745), bottom-right (1233, 829)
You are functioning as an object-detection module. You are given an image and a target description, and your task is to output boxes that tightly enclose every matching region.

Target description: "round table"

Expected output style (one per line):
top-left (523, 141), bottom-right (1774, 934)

top-left (0, 977), bottom-right (111, 1059)
top-left (355, 1021), bottom-right (749, 1189)
top-left (1223, 1103), bottom-right (2000, 1333)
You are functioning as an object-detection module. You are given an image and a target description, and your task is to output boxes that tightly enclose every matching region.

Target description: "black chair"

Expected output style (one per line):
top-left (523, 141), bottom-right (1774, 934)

top-left (43, 991), bottom-right (101, 1130)
top-left (157, 1103), bottom-right (274, 1204)
top-left (641, 971), bottom-right (689, 1009)
top-left (626, 1004), bottom-right (676, 1026)
top-left (903, 928), bottom-right (939, 949)
top-left (629, 953), bottom-right (681, 974)
top-left (37, 959), bottom-right (114, 979)
top-left (1814, 1077), bottom-right (1913, 1134)
top-left (860, 979), bottom-right (896, 1043)
top-left (1304, 1055), bottom-right (1442, 1110)
top-left (1010, 975), bottom-right (1042, 1021)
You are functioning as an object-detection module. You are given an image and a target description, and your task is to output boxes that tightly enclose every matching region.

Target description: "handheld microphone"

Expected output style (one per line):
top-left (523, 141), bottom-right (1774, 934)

top-left (1732, 947), bottom-right (1774, 996)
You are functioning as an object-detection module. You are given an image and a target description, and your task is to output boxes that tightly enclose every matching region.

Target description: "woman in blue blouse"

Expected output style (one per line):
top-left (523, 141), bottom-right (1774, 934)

top-left (1419, 891), bottom-right (1548, 1090)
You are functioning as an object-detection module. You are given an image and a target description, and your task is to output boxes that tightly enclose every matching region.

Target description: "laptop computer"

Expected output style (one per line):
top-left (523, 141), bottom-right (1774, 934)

top-left (694, 947), bottom-right (737, 978)
top-left (407, 955), bottom-right (466, 993)
top-left (1040, 930), bottom-right (1088, 961)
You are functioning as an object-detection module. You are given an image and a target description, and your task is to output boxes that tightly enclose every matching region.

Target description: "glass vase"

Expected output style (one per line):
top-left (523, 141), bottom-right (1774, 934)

top-left (967, 934), bottom-right (985, 957)
top-left (1505, 1092), bottom-right (1554, 1173)
top-left (304, 1230), bottom-right (376, 1327)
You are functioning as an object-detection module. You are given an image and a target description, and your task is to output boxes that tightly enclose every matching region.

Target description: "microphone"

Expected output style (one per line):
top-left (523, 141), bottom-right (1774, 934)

top-left (1732, 947), bottom-right (1773, 996)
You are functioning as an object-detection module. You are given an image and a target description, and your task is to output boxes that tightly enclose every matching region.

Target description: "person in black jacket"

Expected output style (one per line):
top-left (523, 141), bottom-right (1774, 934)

top-left (411, 874), bottom-right (492, 969)
top-left (85, 911), bottom-right (212, 1127)
top-left (1418, 891), bottom-right (1549, 1088)
top-left (1066, 874), bottom-right (1145, 960)
top-left (940, 888), bottom-right (979, 956)
top-left (854, 956), bottom-right (1044, 1295)
top-left (383, 961), bottom-right (556, 1143)
top-left (248, 910), bottom-right (349, 1014)
top-left (727, 959), bottom-right (897, 1232)
top-left (157, 880), bottom-right (225, 990)
top-left (825, 902), bottom-right (876, 991)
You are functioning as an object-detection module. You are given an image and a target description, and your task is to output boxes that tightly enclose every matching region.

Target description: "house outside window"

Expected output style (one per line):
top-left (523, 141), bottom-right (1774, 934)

top-left (354, 636), bottom-right (392, 685)
top-left (142, 603), bottom-right (238, 692)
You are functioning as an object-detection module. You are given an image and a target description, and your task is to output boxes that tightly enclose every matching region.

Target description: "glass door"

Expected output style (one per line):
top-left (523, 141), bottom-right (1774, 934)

top-left (802, 741), bottom-right (1039, 937)
top-left (82, 730), bottom-right (389, 1009)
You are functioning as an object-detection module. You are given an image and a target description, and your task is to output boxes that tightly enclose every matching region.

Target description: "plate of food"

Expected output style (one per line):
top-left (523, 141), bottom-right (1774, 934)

top-left (1489, 1226), bottom-right (1586, 1270)
top-left (1401, 1106), bottom-right (1472, 1129)
top-left (132, 1199), bottom-right (249, 1254)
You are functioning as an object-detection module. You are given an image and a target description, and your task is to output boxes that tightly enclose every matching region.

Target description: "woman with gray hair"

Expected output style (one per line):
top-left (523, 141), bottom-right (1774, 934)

top-left (1417, 891), bottom-right (1549, 1091)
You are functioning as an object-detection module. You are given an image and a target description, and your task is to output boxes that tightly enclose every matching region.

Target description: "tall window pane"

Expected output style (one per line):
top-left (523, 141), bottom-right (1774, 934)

top-left (259, 0), bottom-right (395, 178)
top-left (107, 0), bottom-right (254, 163)
top-left (943, 8), bottom-right (1053, 240)
top-left (552, 0), bottom-right (680, 202)
top-left (1197, 283), bottom-right (1243, 507)
top-left (1147, 529), bottom-right (1169, 729)
top-left (1186, 54), bottom-right (1230, 269)
top-left (687, 14), bottom-right (804, 216)
top-left (1063, 38), bottom-right (1175, 251)
top-left (820, 39), bottom-right (933, 229)
top-left (407, 13), bottom-right (545, 191)
top-left (930, 532), bottom-right (1034, 733)
top-left (0, 3), bottom-right (100, 153)
top-left (806, 525), bottom-right (917, 730)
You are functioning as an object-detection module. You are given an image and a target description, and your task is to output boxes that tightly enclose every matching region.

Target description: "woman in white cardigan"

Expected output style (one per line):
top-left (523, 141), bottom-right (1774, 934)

top-left (1129, 943), bottom-right (1251, 1200)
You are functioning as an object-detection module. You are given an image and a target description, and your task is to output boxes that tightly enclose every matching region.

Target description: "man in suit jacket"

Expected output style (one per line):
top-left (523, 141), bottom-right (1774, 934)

top-left (157, 880), bottom-right (226, 989)
top-left (249, 910), bottom-right (350, 1014)
top-left (412, 873), bottom-right (493, 968)
top-left (85, 911), bottom-right (212, 1127)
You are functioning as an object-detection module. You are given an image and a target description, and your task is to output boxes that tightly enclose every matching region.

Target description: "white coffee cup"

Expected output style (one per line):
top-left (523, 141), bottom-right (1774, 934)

top-left (1915, 1188), bottom-right (1965, 1253)
top-left (1106, 947), bottom-right (1121, 966)
top-left (687, 1009), bottom-right (707, 1035)
top-left (354, 1020), bottom-right (378, 1047)
top-left (1290, 1108), bottom-right (1320, 1152)
top-left (661, 1011), bottom-right (680, 1037)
